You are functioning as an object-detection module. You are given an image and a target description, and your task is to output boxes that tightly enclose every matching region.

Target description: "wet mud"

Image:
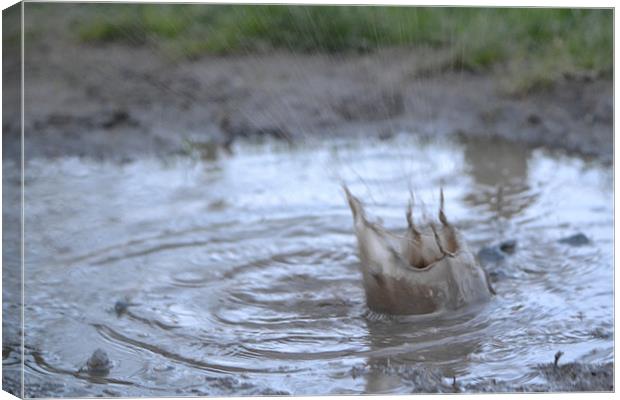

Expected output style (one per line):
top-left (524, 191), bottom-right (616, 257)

top-left (2, 14), bottom-right (613, 163)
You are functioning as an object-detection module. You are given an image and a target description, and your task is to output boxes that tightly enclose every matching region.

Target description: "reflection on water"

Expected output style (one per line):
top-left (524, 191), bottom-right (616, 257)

top-left (4, 135), bottom-right (613, 396)
top-left (361, 307), bottom-right (488, 393)
top-left (462, 136), bottom-right (535, 229)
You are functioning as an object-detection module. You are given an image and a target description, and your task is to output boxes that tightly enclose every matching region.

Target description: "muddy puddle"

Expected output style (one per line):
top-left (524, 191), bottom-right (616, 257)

top-left (4, 134), bottom-right (613, 396)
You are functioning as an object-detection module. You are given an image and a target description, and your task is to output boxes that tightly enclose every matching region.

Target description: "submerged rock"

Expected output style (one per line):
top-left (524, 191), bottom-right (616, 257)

top-left (113, 298), bottom-right (139, 317)
top-left (85, 348), bottom-right (112, 376)
top-left (344, 186), bottom-right (492, 315)
top-left (114, 300), bottom-right (130, 316)
top-left (114, 297), bottom-right (138, 317)
top-left (499, 239), bottom-right (517, 254)
top-left (558, 233), bottom-right (590, 246)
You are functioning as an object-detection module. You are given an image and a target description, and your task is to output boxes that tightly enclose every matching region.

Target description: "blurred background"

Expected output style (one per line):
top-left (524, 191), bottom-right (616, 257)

top-left (2, 4), bottom-right (613, 160)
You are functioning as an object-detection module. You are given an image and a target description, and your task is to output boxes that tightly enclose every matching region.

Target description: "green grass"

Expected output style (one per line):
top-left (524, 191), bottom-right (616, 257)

top-left (71, 5), bottom-right (612, 85)
top-left (77, 5), bottom-right (189, 44)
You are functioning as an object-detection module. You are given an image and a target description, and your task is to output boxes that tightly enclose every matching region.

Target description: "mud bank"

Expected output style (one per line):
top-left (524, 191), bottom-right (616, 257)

top-left (4, 361), bottom-right (612, 396)
top-left (4, 32), bottom-right (613, 163)
top-left (350, 360), bottom-right (614, 393)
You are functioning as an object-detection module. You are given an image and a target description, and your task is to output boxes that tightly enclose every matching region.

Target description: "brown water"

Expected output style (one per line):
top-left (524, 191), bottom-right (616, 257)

top-left (4, 135), bottom-right (613, 396)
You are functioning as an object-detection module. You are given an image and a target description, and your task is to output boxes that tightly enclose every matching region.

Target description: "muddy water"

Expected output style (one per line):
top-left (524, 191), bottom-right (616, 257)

top-left (7, 135), bottom-right (613, 396)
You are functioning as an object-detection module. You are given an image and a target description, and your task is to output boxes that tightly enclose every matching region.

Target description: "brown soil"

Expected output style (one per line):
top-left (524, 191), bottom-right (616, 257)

top-left (3, 25), bottom-right (613, 163)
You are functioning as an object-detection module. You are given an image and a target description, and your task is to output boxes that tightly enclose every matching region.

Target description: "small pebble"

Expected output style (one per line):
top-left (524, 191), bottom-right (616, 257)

top-left (527, 113), bottom-right (542, 125)
top-left (114, 300), bottom-right (132, 317)
top-left (558, 233), bottom-right (590, 246)
top-left (499, 239), bottom-right (517, 254)
top-left (86, 348), bottom-right (112, 376)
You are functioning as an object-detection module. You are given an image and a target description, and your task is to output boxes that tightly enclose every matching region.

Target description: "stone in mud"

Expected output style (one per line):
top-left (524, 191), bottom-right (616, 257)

top-left (256, 388), bottom-right (292, 396)
top-left (558, 233), bottom-right (590, 246)
top-left (219, 114), bottom-right (292, 147)
top-left (527, 113), bottom-right (542, 125)
top-left (85, 348), bottom-right (112, 376)
top-left (98, 109), bottom-right (135, 129)
top-left (344, 186), bottom-right (492, 315)
top-left (335, 89), bottom-right (404, 122)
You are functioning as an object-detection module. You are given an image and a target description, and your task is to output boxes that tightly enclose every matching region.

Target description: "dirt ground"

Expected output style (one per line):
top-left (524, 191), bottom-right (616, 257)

top-left (3, 23), bottom-right (613, 164)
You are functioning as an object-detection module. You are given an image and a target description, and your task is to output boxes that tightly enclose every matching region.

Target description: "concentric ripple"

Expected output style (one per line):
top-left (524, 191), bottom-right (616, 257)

top-left (10, 135), bottom-right (613, 396)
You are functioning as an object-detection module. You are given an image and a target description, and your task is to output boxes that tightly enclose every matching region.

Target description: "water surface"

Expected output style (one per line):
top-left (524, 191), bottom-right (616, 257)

top-left (6, 135), bottom-right (613, 396)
